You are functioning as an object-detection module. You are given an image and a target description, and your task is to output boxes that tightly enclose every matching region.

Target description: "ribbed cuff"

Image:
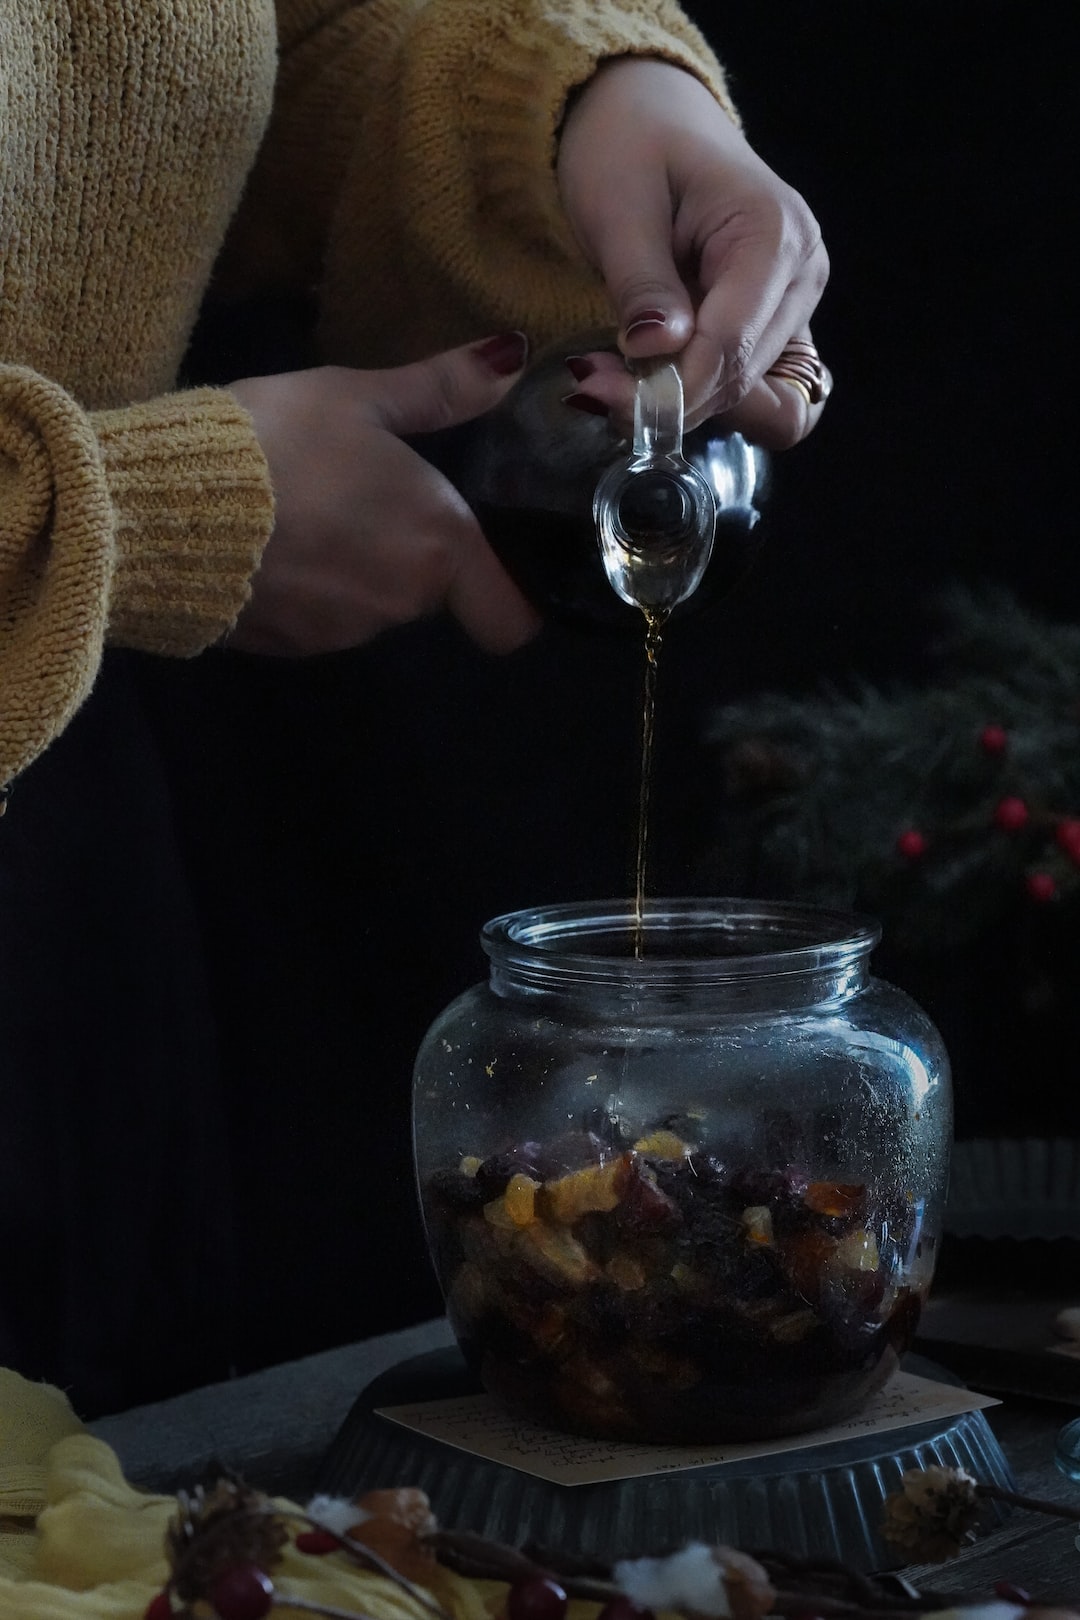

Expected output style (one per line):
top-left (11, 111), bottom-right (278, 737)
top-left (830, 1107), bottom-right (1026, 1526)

top-left (93, 388), bottom-right (275, 656)
top-left (0, 364), bottom-right (114, 788)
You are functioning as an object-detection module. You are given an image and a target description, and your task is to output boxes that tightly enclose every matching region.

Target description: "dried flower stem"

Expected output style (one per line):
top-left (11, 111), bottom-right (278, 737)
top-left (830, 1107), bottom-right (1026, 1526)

top-left (425, 1530), bottom-right (619, 1604)
top-left (428, 1528), bottom-right (960, 1617)
top-left (271, 1599), bottom-right (379, 1620)
top-left (975, 1481), bottom-right (1080, 1523)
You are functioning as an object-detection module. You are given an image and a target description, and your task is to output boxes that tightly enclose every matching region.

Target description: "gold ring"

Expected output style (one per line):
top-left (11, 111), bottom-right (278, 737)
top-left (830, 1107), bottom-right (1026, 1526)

top-left (766, 338), bottom-right (832, 405)
top-left (774, 375), bottom-right (812, 407)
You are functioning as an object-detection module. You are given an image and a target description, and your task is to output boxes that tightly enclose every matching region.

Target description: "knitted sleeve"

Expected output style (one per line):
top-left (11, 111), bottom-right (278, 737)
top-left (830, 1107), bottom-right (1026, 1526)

top-left (219, 0), bottom-right (736, 366)
top-left (0, 366), bottom-right (274, 791)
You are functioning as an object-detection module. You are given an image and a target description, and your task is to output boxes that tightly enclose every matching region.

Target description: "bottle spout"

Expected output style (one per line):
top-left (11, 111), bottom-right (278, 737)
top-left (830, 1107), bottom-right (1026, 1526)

top-left (593, 361), bottom-right (717, 614)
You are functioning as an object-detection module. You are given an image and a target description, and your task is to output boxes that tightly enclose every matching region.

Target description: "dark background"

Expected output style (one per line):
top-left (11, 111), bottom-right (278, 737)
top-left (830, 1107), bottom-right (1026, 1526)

top-left (137, 2), bottom-right (1076, 1374)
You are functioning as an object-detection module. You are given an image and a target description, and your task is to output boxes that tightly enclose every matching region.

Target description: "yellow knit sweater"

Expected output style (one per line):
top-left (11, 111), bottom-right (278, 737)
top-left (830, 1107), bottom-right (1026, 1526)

top-left (0, 0), bottom-right (732, 793)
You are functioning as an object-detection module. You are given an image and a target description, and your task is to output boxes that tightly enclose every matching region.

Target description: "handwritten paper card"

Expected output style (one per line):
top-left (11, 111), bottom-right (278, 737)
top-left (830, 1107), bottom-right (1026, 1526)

top-left (376, 1371), bottom-right (998, 1486)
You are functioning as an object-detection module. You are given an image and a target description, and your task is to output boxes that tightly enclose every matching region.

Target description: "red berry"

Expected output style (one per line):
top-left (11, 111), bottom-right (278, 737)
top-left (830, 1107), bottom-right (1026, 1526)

top-left (598, 1601), bottom-right (655, 1620)
top-left (993, 795), bottom-right (1029, 832)
top-left (994, 1579), bottom-right (1032, 1603)
top-left (1055, 817), bottom-right (1080, 862)
top-left (144, 1595), bottom-right (173, 1620)
top-left (979, 724), bottom-right (1008, 755)
top-left (208, 1563), bottom-right (274, 1620)
top-left (507, 1576), bottom-right (569, 1620)
top-left (296, 1528), bottom-right (341, 1554)
top-left (1025, 871), bottom-right (1057, 903)
top-left (896, 828), bottom-right (928, 859)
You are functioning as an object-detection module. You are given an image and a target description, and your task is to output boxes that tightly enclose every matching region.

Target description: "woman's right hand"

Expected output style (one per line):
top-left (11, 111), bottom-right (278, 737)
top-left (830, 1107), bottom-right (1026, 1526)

top-left (227, 334), bottom-right (541, 657)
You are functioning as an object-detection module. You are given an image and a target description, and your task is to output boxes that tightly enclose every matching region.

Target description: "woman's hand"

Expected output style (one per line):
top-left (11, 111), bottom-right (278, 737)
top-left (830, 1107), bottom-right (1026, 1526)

top-left (556, 56), bottom-right (830, 445)
top-left (227, 334), bottom-right (541, 656)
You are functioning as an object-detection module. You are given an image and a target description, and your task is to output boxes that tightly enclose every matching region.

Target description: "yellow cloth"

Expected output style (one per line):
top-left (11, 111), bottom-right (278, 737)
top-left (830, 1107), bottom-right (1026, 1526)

top-left (0, 1368), bottom-right (500, 1620)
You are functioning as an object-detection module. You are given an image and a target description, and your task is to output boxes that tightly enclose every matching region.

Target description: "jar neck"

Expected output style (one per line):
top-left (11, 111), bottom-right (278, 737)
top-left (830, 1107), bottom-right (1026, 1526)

top-left (483, 899), bottom-right (879, 1016)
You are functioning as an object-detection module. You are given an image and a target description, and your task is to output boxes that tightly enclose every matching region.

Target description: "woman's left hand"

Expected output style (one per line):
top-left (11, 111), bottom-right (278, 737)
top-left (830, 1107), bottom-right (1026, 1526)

top-left (556, 55), bottom-right (831, 446)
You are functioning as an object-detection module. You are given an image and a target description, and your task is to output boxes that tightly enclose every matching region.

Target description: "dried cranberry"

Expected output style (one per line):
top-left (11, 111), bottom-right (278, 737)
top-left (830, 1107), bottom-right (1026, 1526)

top-left (208, 1563), bottom-right (274, 1620)
top-left (617, 1160), bottom-right (680, 1233)
top-left (296, 1527), bottom-right (341, 1554)
top-left (506, 1575), bottom-right (569, 1620)
top-left (144, 1595), bottom-right (173, 1620)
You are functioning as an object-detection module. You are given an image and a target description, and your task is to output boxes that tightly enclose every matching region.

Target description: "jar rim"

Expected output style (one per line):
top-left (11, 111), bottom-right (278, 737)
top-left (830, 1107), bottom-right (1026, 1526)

top-left (481, 896), bottom-right (880, 988)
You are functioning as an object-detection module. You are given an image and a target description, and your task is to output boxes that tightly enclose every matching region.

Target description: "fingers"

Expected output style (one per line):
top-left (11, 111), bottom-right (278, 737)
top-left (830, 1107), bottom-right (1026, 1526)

top-left (714, 361), bottom-right (831, 451)
top-left (555, 54), bottom-right (831, 437)
top-left (229, 346), bottom-right (542, 659)
top-left (443, 509), bottom-right (543, 654)
top-left (571, 190), bottom-right (697, 365)
top-left (679, 227), bottom-right (829, 416)
top-left (370, 331), bottom-right (529, 437)
top-left (559, 330), bottom-right (833, 453)
top-left (355, 334), bottom-right (543, 650)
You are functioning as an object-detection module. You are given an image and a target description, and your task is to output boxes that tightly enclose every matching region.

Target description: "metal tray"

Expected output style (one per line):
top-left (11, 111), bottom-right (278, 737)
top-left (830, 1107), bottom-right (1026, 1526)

top-left (314, 1347), bottom-right (1014, 1574)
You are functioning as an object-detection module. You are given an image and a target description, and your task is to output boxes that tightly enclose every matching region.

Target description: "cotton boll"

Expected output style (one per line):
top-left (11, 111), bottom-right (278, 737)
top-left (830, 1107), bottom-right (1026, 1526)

top-left (614, 1545), bottom-right (733, 1618)
top-left (305, 1494), bottom-right (371, 1536)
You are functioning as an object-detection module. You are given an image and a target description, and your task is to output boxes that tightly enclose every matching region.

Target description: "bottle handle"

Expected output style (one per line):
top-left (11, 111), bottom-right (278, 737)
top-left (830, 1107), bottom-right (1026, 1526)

top-left (593, 362), bottom-right (717, 615)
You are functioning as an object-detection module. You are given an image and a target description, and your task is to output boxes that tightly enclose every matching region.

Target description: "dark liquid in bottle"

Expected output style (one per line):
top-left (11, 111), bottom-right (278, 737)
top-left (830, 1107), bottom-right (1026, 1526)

top-left (477, 502), bottom-right (763, 633)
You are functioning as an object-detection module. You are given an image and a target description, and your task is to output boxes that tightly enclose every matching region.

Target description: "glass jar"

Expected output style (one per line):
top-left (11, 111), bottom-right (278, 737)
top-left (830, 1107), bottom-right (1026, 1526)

top-left (412, 899), bottom-right (952, 1445)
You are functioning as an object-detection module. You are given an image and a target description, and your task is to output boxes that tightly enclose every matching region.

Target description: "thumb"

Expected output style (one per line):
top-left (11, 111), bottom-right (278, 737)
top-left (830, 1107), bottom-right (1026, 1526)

top-left (589, 204), bottom-right (696, 361)
top-left (368, 332), bottom-right (529, 437)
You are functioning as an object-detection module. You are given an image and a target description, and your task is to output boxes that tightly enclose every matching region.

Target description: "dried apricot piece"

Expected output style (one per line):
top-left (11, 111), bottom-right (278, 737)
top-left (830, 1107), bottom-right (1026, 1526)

top-left (346, 1488), bottom-right (438, 1581)
top-left (504, 1171), bottom-right (539, 1227)
top-left (834, 1227), bottom-right (880, 1273)
top-left (740, 1204), bottom-right (774, 1246)
top-left (515, 1220), bottom-right (598, 1287)
top-left (632, 1129), bottom-right (690, 1160)
top-left (803, 1181), bottom-right (866, 1220)
top-left (539, 1155), bottom-right (627, 1224)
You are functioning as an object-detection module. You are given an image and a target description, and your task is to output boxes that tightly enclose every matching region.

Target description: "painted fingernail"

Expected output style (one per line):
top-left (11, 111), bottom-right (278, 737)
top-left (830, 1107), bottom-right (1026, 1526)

top-left (623, 309), bottom-right (668, 339)
top-left (474, 330), bottom-right (529, 376)
top-left (561, 392), bottom-right (610, 418)
top-left (565, 355), bottom-right (596, 383)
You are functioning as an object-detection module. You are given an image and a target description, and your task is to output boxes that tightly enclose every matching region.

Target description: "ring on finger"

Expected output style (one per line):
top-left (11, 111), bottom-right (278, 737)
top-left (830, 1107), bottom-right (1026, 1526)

top-left (766, 338), bottom-right (832, 405)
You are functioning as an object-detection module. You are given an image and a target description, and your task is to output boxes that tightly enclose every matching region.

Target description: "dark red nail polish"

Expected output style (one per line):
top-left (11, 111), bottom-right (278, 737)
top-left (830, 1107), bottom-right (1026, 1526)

top-left (624, 309), bottom-right (667, 339)
top-left (474, 331), bottom-right (529, 376)
top-left (561, 391), bottom-right (609, 417)
top-left (565, 355), bottom-right (596, 383)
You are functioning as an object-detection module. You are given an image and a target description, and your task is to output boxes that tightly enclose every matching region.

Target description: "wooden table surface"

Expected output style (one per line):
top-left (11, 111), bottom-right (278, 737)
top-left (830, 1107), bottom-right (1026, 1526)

top-left (90, 1313), bottom-right (1080, 1608)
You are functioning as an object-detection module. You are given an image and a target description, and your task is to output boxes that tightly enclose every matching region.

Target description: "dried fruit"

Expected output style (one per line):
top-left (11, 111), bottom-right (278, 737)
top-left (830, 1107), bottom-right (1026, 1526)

top-left (295, 1528), bottom-right (340, 1554)
top-left (427, 1115), bottom-right (927, 1441)
top-left (208, 1563), bottom-right (274, 1620)
top-left (507, 1575), bottom-right (569, 1620)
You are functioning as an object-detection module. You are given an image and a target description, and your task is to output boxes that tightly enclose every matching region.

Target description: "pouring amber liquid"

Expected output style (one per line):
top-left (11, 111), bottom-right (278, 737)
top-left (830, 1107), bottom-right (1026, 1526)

top-left (592, 361), bottom-right (716, 955)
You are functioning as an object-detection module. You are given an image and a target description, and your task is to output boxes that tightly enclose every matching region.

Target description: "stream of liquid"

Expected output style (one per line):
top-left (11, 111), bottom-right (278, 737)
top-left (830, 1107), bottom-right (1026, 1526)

top-left (632, 607), bottom-right (668, 959)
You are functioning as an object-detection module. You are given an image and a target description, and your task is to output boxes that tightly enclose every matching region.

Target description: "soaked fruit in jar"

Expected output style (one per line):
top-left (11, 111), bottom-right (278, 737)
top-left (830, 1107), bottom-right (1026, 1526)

top-left (425, 1110), bottom-right (932, 1443)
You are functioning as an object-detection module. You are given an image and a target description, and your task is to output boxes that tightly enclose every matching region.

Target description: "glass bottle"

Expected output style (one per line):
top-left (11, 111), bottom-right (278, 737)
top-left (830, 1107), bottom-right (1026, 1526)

top-left (410, 335), bottom-right (768, 630)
